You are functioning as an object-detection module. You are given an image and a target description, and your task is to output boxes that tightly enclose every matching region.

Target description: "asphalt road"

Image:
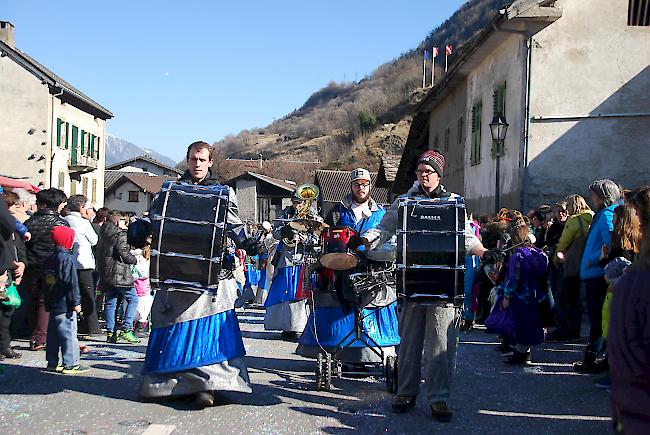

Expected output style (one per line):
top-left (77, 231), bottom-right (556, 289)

top-left (0, 307), bottom-right (611, 434)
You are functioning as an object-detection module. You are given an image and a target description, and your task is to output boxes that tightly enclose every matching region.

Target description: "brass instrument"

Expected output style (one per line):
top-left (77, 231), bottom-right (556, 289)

top-left (283, 183), bottom-right (324, 246)
top-left (294, 183), bottom-right (320, 219)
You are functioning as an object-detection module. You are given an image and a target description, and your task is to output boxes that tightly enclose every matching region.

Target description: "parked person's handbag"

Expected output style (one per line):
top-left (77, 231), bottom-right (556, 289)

top-left (563, 218), bottom-right (587, 277)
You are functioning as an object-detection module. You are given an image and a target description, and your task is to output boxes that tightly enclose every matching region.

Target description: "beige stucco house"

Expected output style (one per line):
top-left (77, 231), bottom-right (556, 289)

top-left (0, 21), bottom-right (113, 208)
top-left (395, 0), bottom-right (650, 214)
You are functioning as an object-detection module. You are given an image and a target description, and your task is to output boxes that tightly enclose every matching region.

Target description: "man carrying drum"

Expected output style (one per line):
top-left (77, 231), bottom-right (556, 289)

top-left (296, 168), bottom-right (400, 365)
top-left (361, 150), bottom-right (497, 422)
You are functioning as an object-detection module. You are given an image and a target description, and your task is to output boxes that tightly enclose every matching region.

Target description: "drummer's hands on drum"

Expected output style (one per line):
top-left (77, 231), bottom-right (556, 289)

top-left (347, 235), bottom-right (365, 251)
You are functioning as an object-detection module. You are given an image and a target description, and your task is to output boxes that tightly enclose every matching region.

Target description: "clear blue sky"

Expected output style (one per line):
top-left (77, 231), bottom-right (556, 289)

top-left (2, 0), bottom-right (465, 162)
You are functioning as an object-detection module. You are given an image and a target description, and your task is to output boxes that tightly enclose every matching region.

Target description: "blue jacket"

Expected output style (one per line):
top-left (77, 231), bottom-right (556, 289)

top-left (325, 194), bottom-right (385, 236)
top-left (580, 203), bottom-right (617, 280)
top-left (43, 247), bottom-right (81, 314)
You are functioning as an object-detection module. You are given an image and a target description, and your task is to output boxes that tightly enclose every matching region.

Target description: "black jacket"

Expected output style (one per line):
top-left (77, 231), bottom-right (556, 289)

top-left (43, 247), bottom-right (81, 314)
top-left (24, 209), bottom-right (69, 270)
top-left (97, 221), bottom-right (137, 288)
top-left (0, 198), bottom-right (16, 274)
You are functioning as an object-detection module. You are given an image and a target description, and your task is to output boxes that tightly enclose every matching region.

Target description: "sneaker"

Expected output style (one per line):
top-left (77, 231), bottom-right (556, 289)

top-left (62, 365), bottom-right (90, 375)
top-left (29, 341), bottom-right (46, 351)
top-left (391, 395), bottom-right (416, 414)
top-left (119, 330), bottom-right (142, 344)
top-left (106, 332), bottom-right (117, 343)
top-left (1, 348), bottom-right (21, 359)
top-left (45, 364), bottom-right (64, 373)
top-left (431, 401), bottom-right (453, 422)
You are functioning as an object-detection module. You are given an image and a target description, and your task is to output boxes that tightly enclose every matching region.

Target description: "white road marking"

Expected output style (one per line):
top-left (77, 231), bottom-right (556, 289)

top-left (141, 424), bottom-right (177, 435)
top-left (478, 410), bottom-right (610, 421)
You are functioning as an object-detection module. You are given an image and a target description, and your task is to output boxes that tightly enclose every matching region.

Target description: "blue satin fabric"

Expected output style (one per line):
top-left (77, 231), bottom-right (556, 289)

top-left (264, 265), bottom-right (302, 307)
top-left (258, 269), bottom-right (267, 290)
top-left (142, 309), bottom-right (246, 375)
top-left (299, 301), bottom-right (400, 348)
top-left (245, 267), bottom-right (261, 287)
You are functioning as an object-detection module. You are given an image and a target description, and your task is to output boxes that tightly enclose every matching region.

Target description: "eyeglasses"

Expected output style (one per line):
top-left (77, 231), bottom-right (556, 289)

top-left (352, 182), bottom-right (370, 189)
top-left (415, 169), bottom-right (435, 176)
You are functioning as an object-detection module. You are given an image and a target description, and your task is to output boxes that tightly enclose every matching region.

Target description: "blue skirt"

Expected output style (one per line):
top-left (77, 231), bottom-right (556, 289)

top-left (258, 269), bottom-right (267, 290)
top-left (142, 309), bottom-right (246, 375)
top-left (264, 266), bottom-right (302, 308)
top-left (245, 268), bottom-right (260, 288)
top-left (299, 301), bottom-right (400, 348)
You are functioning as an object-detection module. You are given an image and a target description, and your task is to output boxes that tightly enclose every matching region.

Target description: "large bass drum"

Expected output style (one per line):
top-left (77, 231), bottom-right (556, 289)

top-left (150, 181), bottom-right (229, 291)
top-left (396, 197), bottom-right (466, 303)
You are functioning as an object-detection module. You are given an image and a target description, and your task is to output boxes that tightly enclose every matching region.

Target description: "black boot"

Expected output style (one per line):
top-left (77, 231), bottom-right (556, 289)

top-left (573, 350), bottom-right (600, 373)
top-left (504, 350), bottom-right (531, 365)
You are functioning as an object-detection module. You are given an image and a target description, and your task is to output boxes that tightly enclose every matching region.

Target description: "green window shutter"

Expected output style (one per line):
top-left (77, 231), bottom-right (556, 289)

top-left (64, 123), bottom-right (69, 149)
top-left (95, 137), bottom-right (100, 159)
top-left (90, 135), bottom-right (95, 157)
top-left (71, 126), bottom-right (78, 165)
top-left (56, 118), bottom-right (62, 148)
top-left (81, 130), bottom-right (85, 155)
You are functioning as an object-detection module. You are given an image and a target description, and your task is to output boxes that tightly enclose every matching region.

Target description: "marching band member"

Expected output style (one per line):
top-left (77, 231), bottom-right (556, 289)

top-left (140, 141), bottom-right (259, 408)
top-left (263, 190), bottom-right (318, 340)
top-left (297, 168), bottom-right (400, 364)
top-left (361, 150), bottom-right (496, 422)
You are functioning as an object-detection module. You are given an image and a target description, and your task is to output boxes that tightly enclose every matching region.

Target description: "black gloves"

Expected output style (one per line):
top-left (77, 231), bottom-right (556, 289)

top-left (347, 235), bottom-right (364, 251)
top-left (280, 225), bottom-right (295, 240)
top-left (482, 248), bottom-right (506, 265)
top-left (240, 237), bottom-right (262, 256)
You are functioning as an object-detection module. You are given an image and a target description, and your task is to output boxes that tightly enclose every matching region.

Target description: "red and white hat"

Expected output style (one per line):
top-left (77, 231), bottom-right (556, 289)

top-left (417, 150), bottom-right (445, 177)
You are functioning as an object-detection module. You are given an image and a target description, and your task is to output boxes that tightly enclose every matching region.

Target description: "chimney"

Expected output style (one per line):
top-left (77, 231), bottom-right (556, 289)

top-left (0, 21), bottom-right (15, 48)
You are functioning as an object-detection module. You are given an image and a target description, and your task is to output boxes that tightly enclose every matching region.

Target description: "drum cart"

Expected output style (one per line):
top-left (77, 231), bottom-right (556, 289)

top-left (313, 258), bottom-right (398, 393)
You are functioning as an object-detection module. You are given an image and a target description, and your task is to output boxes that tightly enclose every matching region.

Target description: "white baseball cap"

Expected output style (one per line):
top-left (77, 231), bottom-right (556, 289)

top-left (261, 221), bottom-right (272, 232)
top-left (351, 168), bottom-right (371, 182)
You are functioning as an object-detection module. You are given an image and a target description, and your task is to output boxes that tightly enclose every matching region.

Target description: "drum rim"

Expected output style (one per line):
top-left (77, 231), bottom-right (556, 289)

top-left (320, 252), bottom-right (359, 271)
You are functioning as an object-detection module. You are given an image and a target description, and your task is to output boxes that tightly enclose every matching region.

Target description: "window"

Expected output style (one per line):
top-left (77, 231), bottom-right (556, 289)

top-left (471, 101), bottom-right (482, 165)
top-left (95, 136), bottom-right (100, 160)
top-left (70, 180), bottom-right (77, 195)
top-left (56, 118), bottom-right (63, 148)
top-left (57, 171), bottom-right (65, 189)
top-left (90, 134), bottom-right (95, 157)
top-left (92, 178), bottom-right (97, 202)
top-left (457, 117), bottom-right (464, 145)
top-left (128, 191), bottom-right (139, 202)
top-left (444, 128), bottom-right (450, 152)
top-left (82, 177), bottom-right (88, 196)
top-left (628, 0), bottom-right (650, 26)
top-left (492, 82), bottom-right (507, 157)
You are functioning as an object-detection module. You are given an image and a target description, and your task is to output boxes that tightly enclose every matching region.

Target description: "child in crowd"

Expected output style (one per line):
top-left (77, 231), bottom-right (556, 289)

top-left (131, 238), bottom-right (152, 337)
top-left (43, 226), bottom-right (89, 374)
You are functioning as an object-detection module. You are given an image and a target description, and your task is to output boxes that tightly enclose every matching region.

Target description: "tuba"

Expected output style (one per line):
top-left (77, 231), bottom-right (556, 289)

top-left (293, 183), bottom-right (320, 219)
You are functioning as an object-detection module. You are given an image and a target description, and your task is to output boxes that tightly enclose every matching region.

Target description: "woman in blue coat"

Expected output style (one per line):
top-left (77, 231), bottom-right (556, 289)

top-left (574, 179), bottom-right (621, 373)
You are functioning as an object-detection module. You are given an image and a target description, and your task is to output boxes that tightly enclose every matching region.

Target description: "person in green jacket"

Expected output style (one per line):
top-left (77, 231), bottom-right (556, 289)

top-left (550, 194), bottom-right (594, 341)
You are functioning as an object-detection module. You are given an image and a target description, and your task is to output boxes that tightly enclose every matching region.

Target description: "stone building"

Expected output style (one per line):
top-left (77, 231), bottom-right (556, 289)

top-left (224, 172), bottom-right (297, 224)
top-left (394, 0), bottom-right (650, 214)
top-left (104, 172), bottom-right (174, 215)
top-left (0, 22), bottom-right (113, 207)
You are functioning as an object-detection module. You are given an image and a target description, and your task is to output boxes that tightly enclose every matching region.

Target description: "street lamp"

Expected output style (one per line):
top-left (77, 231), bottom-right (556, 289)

top-left (490, 114), bottom-right (508, 213)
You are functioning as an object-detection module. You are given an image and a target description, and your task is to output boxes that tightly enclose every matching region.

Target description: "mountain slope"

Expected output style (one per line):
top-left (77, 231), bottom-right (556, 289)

top-left (105, 135), bottom-right (178, 167)
top-left (215, 0), bottom-right (501, 171)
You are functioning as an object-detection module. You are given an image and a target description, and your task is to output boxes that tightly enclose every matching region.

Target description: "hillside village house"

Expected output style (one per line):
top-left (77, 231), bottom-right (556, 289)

top-left (394, 0), bottom-right (650, 214)
top-left (0, 22), bottom-right (112, 207)
top-left (107, 154), bottom-right (183, 177)
top-left (224, 172), bottom-right (297, 224)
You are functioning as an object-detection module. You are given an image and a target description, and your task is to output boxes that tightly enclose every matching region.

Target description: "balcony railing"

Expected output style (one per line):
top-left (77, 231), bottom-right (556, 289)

top-left (69, 148), bottom-right (98, 171)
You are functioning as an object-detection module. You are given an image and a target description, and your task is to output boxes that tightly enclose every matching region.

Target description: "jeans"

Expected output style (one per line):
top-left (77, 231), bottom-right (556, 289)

top-left (583, 277), bottom-right (608, 350)
top-left (397, 302), bottom-right (460, 404)
top-left (77, 269), bottom-right (101, 335)
top-left (104, 286), bottom-right (138, 333)
top-left (46, 312), bottom-right (80, 368)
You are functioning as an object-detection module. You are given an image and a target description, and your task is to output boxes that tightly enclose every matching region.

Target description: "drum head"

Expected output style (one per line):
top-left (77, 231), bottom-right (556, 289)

top-left (320, 252), bottom-right (359, 271)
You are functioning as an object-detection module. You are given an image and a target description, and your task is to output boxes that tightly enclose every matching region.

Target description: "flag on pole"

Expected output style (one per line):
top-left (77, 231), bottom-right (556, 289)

top-left (445, 45), bottom-right (453, 72)
top-left (431, 47), bottom-right (439, 86)
top-left (422, 50), bottom-right (429, 88)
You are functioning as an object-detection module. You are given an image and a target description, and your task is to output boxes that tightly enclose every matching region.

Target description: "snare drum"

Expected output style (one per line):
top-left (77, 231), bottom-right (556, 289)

top-left (320, 226), bottom-right (359, 271)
